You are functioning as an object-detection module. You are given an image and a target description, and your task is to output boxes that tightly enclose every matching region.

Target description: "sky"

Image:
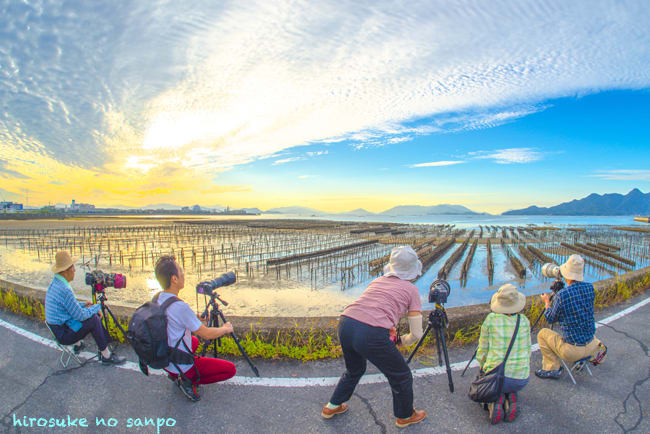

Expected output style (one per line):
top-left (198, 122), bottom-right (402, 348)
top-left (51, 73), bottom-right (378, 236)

top-left (1, 0), bottom-right (649, 214)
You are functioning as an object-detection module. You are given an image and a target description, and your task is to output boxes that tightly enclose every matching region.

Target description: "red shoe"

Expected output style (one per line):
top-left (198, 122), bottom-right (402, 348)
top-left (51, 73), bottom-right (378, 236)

top-left (503, 392), bottom-right (518, 422)
top-left (488, 394), bottom-right (505, 424)
top-left (321, 403), bottom-right (348, 419)
top-left (396, 409), bottom-right (427, 428)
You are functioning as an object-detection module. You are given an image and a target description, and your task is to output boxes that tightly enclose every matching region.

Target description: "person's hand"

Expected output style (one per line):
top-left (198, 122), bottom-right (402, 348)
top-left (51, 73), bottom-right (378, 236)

top-left (389, 327), bottom-right (398, 343)
top-left (540, 292), bottom-right (550, 304)
top-left (96, 310), bottom-right (103, 319)
top-left (84, 302), bottom-right (93, 307)
top-left (222, 322), bottom-right (234, 335)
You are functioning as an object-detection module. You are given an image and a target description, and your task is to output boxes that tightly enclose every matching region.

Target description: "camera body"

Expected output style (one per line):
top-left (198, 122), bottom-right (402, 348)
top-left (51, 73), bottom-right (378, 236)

top-left (196, 271), bottom-right (236, 296)
top-left (85, 270), bottom-right (127, 292)
top-left (429, 279), bottom-right (451, 305)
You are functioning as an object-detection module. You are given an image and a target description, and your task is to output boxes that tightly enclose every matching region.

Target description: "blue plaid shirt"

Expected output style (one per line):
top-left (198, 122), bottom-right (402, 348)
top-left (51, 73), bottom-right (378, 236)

top-left (45, 274), bottom-right (101, 332)
top-left (544, 281), bottom-right (596, 345)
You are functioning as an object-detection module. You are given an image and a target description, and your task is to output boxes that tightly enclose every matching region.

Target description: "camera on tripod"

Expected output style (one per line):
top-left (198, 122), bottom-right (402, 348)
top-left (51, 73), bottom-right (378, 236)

top-left (196, 272), bottom-right (236, 296)
top-left (541, 263), bottom-right (565, 293)
top-left (195, 271), bottom-right (259, 376)
top-left (85, 270), bottom-right (127, 292)
top-left (407, 278), bottom-right (454, 392)
top-left (429, 278), bottom-right (451, 304)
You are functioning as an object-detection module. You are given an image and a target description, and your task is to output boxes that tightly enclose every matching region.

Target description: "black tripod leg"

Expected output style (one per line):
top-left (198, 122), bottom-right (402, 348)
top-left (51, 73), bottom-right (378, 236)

top-left (407, 324), bottom-right (433, 364)
top-left (216, 311), bottom-right (260, 377)
top-left (435, 328), bottom-right (443, 366)
top-left (461, 348), bottom-right (478, 377)
top-left (436, 327), bottom-right (454, 393)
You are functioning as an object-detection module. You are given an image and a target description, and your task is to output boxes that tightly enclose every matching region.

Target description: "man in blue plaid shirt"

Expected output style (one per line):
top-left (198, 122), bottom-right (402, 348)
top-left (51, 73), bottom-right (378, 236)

top-left (45, 251), bottom-right (125, 365)
top-left (535, 254), bottom-right (606, 379)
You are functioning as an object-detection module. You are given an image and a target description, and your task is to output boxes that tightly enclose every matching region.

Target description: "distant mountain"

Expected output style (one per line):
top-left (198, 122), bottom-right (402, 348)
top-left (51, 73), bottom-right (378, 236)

top-left (140, 203), bottom-right (184, 210)
top-left (379, 204), bottom-right (481, 216)
top-left (337, 208), bottom-right (376, 216)
top-left (264, 206), bottom-right (327, 215)
top-left (239, 208), bottom-right (262, 214)
top-left (503, 189), bottom-right (650, 215)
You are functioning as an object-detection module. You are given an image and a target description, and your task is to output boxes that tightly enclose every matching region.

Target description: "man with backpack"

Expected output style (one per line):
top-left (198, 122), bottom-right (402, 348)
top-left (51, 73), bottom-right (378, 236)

top-left (152, 255), bottom-right (236, 401)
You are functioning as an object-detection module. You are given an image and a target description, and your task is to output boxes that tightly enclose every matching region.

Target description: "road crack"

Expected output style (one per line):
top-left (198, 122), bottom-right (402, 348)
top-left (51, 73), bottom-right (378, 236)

top-left (1, 363), bottom-right (88, 430)
top-left (354, 392), bottom-right (387, 434)
top-left (598, 322), bottom-right (649, 433)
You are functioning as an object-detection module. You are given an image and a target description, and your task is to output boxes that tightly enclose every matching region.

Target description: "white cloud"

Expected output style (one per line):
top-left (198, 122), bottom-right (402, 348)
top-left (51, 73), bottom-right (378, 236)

top-left (1, 0), bottom-right (650, 171)
top-left (471, 148), bottom-right (543, 164)
top-left (298, 175), bottom-right (314, 179)
top-left (591, 170), bottom-right (650, 181)
top-left (410, 160), bottom-right (465, 168)
top-left (273, 157), bottom-right (303, 165)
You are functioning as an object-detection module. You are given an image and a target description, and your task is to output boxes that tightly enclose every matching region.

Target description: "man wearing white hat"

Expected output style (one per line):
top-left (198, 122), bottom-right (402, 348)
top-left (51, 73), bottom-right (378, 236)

top-left (535, 254), bottom-right (606, 379)
top-left (45, 251), bottom-right (125, 365)
top-left (322, 246), bottom-right (427, 428)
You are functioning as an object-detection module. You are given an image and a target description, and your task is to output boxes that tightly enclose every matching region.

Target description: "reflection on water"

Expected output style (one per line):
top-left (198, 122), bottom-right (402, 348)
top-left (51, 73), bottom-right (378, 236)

top-left (1, 216), bottom-right (648, 316)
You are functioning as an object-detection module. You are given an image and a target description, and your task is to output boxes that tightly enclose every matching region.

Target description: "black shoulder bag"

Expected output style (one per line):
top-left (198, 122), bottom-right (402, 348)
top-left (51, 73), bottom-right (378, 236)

top-left (468, 314), bottom-right (520, 403)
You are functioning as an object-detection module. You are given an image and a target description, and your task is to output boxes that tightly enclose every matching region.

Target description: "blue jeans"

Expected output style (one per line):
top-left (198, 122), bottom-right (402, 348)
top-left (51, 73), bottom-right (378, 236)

top-left (329, 316), bottom-right (414, 418)
top-left (502, 376), bottom-right (529, 394)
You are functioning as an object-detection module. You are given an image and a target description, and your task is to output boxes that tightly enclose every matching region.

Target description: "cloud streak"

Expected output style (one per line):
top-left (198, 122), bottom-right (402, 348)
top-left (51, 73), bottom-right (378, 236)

top-left (470, 148), bottom-right (543, 164)
top-left (410, 161), bottom-right (465, 168)
top-left (592, 170), bottom-right (650, 181)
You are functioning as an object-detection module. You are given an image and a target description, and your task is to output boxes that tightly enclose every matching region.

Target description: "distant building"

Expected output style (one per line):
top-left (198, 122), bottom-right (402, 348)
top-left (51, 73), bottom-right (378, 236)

top-left (69, 199), bottom-right (95, 213)
top-left (0, 201), bottom-right (23, 213)
top-left (191, 204), bottom-right (202, 212)
top-left (181, 206), bottom-right (190, 212)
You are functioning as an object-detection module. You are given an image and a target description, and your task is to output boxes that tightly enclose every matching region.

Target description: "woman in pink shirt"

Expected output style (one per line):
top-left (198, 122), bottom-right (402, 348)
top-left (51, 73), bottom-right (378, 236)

top-left (321, 246), bottom-right (427, 428)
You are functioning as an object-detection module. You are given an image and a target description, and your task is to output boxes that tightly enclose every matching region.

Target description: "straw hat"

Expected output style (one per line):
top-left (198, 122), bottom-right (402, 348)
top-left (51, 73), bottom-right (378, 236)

top-left (383, 246), bottom-right (422, 281)
top-left (560, 254), bottom-right (584, 281)
top-left (490, 284), bottom-right (526, 314)
top-left (51, 251), bottom-right (77, 273)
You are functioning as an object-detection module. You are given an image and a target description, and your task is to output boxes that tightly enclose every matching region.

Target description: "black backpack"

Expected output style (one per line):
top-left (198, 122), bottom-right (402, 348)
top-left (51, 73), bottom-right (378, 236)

top-left (127, 293), bottom-right (195, 377)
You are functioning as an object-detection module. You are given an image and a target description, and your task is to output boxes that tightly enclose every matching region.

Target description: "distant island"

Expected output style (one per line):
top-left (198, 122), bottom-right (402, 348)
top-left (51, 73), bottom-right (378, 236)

top-left (502, 188), bottom-right (650, 216)
top-left (265, 204), bottom-right (483, 217)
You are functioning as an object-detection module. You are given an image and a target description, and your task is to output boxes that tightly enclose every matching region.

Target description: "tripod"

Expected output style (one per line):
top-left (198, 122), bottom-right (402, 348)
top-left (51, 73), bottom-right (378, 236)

top-left (200, 292), bottom-right (260, 377)
top-left (407, 305), bottom-right (454, 393)
top-left (92, 287), bottom-right (128, 347)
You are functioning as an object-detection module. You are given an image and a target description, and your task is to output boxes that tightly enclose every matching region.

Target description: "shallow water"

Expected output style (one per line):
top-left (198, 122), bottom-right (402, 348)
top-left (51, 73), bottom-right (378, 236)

top-left (1, 216), bottom-right (648, 316)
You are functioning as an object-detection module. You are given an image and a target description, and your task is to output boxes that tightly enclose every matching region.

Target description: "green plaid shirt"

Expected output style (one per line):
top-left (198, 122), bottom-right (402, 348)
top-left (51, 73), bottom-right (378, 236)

top-left (476, 312), bottom-right (531, 379)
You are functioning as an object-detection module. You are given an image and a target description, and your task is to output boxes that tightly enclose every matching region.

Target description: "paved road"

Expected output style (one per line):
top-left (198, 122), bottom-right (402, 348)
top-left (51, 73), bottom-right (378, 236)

top-left (1, 293), bottom-right (648, 433)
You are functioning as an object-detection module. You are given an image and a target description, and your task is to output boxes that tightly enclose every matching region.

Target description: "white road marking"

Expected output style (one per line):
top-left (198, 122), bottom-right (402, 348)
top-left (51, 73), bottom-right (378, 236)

top-left (1, 296), bottom-right (648, 387)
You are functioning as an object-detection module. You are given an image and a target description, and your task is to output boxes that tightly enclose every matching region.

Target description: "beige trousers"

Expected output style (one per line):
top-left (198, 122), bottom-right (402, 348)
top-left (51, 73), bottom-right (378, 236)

top-left (537, 328), bottom-right (601, 370)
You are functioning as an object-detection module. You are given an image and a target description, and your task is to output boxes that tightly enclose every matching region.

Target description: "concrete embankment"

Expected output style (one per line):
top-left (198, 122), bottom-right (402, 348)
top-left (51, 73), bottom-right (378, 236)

top-left (2, 267), bottom-right (649, 347)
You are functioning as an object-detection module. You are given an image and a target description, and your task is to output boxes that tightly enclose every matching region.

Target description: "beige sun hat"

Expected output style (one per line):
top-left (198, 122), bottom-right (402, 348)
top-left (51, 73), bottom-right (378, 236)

top-left (383, 246), bottom-right (422, 281)
top-left (560, 254), bottom-right (584, 281)
top-left (490, 283), bottom-right (526, 314)
top-left (51, 251), bottom-right (77, 273)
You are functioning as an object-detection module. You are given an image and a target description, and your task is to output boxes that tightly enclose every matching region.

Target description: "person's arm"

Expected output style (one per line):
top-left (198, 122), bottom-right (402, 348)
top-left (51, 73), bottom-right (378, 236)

top-left (399, 311), bottom-right (423, 346)
top-left (475, 316), bottom-right (490, 370)
top-left (193, 322), bottom-right (234, 340)
top-left (543, 292), bottom-right (561, 324)
top-left (61, 288), bottom-right (100, 322)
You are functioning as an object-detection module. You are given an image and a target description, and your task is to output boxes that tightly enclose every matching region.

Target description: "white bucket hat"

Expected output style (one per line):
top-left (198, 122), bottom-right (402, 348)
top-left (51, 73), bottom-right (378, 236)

top-left (490, 283), bottom-right (526, 314)
top-left (383, 246), bottom-right (422, 281)
top-left (51, 250), bottom-right (77, 273)
top-left (560, 254), bottom-right (584, 281)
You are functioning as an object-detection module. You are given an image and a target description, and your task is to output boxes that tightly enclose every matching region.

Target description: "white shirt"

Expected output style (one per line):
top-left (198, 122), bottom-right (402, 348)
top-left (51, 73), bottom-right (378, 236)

top-left (157, 292), bottom-right (202, 374)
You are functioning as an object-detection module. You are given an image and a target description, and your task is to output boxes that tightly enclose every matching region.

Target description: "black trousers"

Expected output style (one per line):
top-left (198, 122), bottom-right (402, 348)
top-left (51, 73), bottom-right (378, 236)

top-left (329, 316), bottom-right (414, 418)
top-left (49, 315), bottom-right (112, 352)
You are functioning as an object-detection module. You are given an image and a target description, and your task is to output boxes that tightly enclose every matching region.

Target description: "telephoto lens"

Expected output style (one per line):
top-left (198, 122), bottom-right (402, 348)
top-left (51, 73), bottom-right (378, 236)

top-left (197, 271), bottom-right (236, 295)
top-left (541, 263), bottom-right (562, 279)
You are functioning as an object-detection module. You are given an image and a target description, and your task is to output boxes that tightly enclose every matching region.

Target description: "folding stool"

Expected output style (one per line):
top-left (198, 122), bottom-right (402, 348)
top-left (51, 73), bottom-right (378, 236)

top-left (45, 323), bottom-right (84, 368)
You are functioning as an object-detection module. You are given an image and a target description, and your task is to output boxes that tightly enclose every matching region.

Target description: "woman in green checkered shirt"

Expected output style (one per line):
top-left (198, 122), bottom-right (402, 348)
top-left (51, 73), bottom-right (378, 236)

top-left (476, 284), bottom-right (531, 424)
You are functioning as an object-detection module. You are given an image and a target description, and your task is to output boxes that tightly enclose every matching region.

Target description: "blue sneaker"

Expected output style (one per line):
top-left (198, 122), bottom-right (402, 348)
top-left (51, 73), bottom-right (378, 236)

top-left (535, 366), bottom-right (563, 379)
